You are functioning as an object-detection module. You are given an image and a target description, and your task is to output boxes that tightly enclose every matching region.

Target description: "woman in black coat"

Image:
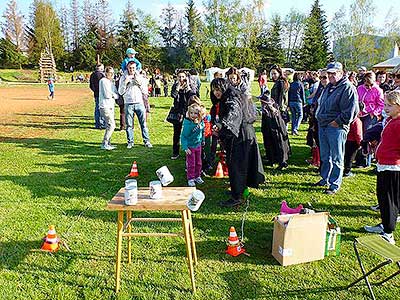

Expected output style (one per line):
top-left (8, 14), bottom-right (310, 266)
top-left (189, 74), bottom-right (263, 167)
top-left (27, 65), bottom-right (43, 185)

top-left (210, 78), bottom-right (265, 207)
top-left (170, 70), bottom-right (196, 159)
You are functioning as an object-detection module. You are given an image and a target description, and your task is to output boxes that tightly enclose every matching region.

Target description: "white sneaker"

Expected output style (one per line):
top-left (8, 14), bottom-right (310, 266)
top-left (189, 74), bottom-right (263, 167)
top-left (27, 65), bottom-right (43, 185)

top-left (380, 232), bottom-right (395, 245)
top-left (397, 216), bottom-right (400, 223)
top-left (370, 204), bottom-right (380, 212)
top-left (101, 144), bottom-right (113, 150)
top-left (127, 143), bottom-right (134, 149)
top-left (364, 223), bottom-right (384, 234)
top-left (144, 142), bottom-right (153, 148)
top-left (194, 177), bottom-right (204, 184)
top-left (188, 180), bottom-right (196, 187)
top-left (108, 144), bottom-right (116, 150)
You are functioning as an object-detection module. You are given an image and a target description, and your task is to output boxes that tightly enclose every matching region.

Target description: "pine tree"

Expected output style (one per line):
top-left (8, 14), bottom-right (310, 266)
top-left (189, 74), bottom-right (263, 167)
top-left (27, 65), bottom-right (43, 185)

top-left (185, 0), bottom-right (204, 70)
top-left (117, 0), bottom-right (140, 55)
top-left (257, 15), bottom-right (285, 70)
top-left (299, 0), bottom-right (331, 70)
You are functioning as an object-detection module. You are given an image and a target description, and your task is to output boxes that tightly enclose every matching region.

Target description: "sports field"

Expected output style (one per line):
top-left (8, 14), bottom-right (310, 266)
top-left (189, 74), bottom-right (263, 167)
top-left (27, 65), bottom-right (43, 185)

top-left (0, 83), bottom-right (398, 299)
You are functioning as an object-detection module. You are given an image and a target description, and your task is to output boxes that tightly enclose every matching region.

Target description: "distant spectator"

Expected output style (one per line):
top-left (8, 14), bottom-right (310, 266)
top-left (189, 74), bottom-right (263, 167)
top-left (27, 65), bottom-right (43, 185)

top-left (288, 72), bottom-right (305, 135)
top-left (357, 66), bottom-right (367, 86)
top-left (258, 70), bottom-right (268, 97)
top-left (376, 70), bottom-right (391, 93)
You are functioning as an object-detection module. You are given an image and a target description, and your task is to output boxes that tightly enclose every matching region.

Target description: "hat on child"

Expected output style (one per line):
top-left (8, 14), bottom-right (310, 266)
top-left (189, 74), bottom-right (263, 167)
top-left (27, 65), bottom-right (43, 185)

top-left (126, 48), bottom-right (138, 55)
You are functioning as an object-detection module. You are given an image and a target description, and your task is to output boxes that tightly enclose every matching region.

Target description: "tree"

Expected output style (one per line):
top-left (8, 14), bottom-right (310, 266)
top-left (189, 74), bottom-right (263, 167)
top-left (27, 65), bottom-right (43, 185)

top-left (28, 0), bottom-right (65, 67)
top-left (283, 8), bottom-right (306, 67)
top-left (159, 3), bottom-right (177, 48)
top-left (204, 0), bottom-right (242, 67)
top-left (1, 0), bottom-right (25, 51)
top-left (0, 38), bottom-right (27, 68)
top-left (185, 0), bottom-right (205, 70)
top-left (257, 15), bottom-right (285, 70)
top-left (117, 0), bottom-right (140, 56)
top-left (70, 0), bottom-right (79, 51)
top-left (299, 0), bottom-right (331, 70)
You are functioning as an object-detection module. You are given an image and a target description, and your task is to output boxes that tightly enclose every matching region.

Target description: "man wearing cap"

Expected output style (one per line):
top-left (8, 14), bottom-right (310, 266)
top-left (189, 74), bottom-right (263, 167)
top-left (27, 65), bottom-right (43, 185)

top-left (89, 63), bottom-right (105, 129)
top-left (121, 48), bottom-right (142, 72)
top-left (315, 61), bottom-right (359, 194)
top-left (119, 61), bottom-right (152, 148)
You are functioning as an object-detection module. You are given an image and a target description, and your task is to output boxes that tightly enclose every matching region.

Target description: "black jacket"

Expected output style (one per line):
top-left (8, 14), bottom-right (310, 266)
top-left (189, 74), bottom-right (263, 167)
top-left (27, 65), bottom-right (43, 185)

top-left (89, 71), bottom-right (105, 98)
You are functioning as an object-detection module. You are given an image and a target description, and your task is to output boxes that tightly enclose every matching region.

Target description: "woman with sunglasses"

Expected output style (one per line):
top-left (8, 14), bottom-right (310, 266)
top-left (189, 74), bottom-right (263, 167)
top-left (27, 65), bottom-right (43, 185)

top-left (392, 63), bottom-right (400, 91)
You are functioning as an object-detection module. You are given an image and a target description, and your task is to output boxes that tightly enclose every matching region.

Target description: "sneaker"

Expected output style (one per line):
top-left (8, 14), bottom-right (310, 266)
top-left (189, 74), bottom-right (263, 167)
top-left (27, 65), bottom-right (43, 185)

top-left (188, 179), bottom-right (196, 187)
top-left (171, 154), bottom-right (180, 160)
top-left (144, 142), bottom-right (153, 148)
top-left (127, 143), bottom-right (134, 149)
top-left (313, 180), bottom-right (327, 187)
top-left (108, 144), bottom-right (116, 150)
top-left (194, 177), bottom-right (204, 184)
top-left (324, 188), bottom-right (337, 195)
top-left (397, 216), bottom-right (400, 223)
top-left (380, 232), bottom-right (395, 245)
top-left (100, 144), bottom-right (113, 150)
top-left (370, 204), bottom-right (380, 212)
top-left (343, 172), bottom-right (355, 177)
top-left (364, 223), bottom-right (384, 234)
top-left (219, 198), bottom-right (242, 207)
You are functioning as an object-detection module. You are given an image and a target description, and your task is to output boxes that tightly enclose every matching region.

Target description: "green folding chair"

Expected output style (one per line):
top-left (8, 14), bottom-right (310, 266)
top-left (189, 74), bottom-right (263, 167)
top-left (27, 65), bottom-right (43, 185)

top-left (348, 235), bottom-right (400, 300)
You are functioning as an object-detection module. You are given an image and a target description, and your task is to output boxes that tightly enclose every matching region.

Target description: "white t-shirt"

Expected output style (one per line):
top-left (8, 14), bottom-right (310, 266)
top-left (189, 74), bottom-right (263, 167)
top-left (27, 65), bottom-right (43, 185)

top-left (118, 72), bottom-right (146, 104)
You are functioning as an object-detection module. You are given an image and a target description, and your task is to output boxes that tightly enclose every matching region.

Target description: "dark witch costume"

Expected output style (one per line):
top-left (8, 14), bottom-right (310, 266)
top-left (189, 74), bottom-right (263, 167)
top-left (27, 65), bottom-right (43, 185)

top-left (260, 92), bottom-right (290, 169)
top-left (211, 78), bottom-right (265, 207)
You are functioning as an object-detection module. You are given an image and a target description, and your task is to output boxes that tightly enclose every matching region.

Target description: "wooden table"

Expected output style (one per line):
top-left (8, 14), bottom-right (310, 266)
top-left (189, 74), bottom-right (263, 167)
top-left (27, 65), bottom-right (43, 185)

top-left (106, 186), bottom-right (198, 293)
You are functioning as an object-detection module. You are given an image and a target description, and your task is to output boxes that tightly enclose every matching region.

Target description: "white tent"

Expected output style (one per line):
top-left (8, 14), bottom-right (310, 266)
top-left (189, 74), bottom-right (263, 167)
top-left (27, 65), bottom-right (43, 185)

top-left (204, 67), bottom-right (256, 82)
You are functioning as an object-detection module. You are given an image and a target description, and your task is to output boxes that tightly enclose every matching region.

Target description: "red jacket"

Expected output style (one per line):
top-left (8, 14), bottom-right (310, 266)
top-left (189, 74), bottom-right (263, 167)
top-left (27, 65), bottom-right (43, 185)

top-left (347, 117), bottom-right (363, 144)
top-left (376, 117), bottom-right (400, 165)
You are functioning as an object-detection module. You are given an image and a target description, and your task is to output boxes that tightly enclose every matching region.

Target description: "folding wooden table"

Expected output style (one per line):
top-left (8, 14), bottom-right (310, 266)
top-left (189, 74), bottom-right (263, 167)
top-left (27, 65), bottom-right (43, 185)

top-left (106, 186), bottom-right (197, 293)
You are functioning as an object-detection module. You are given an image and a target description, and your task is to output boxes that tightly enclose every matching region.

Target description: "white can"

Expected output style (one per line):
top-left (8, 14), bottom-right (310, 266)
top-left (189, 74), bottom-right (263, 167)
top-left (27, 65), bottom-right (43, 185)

top-left (125, 178), bottom-right (137, 189)
top-left (124, 179), bottom-right (138, 205)
top-left (155, 166), bottom-right (174, 186)
top-left (186, 190), bottom-right (205, 212)
top-left (149, 180), bottom-right (162, 199)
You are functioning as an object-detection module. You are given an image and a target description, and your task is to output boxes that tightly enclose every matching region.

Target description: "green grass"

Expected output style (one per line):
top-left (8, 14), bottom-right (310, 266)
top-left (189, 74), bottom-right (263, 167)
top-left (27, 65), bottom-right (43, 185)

top-left (0, 83), bottom-right (399, 300)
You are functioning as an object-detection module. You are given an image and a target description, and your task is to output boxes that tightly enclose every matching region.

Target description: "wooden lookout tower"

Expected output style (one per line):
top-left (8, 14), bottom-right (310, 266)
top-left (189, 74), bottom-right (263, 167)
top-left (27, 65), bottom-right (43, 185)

top-left (39, 48), bottom-right (56, 83)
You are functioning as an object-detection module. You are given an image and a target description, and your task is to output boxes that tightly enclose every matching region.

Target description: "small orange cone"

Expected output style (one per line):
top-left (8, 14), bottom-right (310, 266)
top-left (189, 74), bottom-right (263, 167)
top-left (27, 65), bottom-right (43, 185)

top-left (225, 226), bottom-right (246, 256)
top-left (41, 225), bottom-right (60, 252)
top-left (126, 161), bottom-right (139, 178)
top-left (214, 162), bottom-right (224, 178)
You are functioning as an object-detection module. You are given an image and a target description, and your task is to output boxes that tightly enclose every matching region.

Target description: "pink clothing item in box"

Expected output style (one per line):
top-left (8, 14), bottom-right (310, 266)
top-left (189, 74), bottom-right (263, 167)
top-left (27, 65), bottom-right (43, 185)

top-left (357, 84), bottom-right (384, 116)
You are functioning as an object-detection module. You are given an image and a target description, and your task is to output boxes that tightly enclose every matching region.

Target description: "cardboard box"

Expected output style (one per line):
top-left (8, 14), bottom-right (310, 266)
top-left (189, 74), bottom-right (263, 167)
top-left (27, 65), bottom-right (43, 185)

top-left (272, 212), bottom-right (328, 266)
top-left (325, 216), bottom-right (341, 256)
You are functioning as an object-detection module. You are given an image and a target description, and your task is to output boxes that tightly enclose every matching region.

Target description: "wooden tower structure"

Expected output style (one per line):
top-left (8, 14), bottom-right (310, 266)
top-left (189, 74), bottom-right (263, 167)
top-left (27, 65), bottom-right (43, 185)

top-left (39, 48), bottom-right (56, 83)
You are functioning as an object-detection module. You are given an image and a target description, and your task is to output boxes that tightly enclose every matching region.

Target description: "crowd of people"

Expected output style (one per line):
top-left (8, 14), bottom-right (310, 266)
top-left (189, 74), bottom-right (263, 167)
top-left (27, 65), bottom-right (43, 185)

top-left (88, 46), bottom-right (400, 244)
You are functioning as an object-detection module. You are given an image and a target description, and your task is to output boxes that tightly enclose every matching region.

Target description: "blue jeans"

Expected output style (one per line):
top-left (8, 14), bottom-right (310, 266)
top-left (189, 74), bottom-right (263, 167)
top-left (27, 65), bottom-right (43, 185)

top-left (318, 125), bottom-right (347, 191)
top-left (124, 103), bottom-right (150, 144)
top-left (94, 97), bottom-right (105, 128)
top-left (289, 102), bottom-right (303, 133)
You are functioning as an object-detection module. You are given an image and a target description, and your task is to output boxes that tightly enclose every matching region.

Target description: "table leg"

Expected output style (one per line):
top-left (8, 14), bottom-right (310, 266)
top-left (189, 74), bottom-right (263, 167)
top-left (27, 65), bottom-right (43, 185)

top-left (115, 211), bottom-right (124, 293)
top-left (127, 211), bottom-right (132, 264)
top-left (186, 210), bottom-right (198, 265)
top-left (181, 210), bottom-right (196, 293)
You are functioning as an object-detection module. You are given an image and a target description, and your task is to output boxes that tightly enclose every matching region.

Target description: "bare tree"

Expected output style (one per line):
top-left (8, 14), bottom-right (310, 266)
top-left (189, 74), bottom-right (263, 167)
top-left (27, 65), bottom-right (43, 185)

top-left (70, 0), bottom-right (80, 50)
top-left (2, 0), bottom-right (25, 51)
top-left (283, 8), bottom-right (306, 66)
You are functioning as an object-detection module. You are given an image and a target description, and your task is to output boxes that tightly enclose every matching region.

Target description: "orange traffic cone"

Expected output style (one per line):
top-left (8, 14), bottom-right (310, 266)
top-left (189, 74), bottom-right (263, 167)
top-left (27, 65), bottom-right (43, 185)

top-left (126, 161), bottom-right (139, 178)
top-left (41, 225), bottom-right (60, 252)
top-left (214, 162), bottom-right (224, 178)
top-left (225, 226), bottom-right (246, 257)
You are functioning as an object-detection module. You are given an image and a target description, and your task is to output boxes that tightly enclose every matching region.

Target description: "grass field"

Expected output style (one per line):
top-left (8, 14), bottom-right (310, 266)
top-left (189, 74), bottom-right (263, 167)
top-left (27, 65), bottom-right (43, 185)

top-left (0, 82), bottom-right (398, 300)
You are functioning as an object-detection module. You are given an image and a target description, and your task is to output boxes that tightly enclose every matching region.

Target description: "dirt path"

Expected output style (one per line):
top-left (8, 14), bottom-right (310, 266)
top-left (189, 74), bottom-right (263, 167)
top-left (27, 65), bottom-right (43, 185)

top-left (0, 85), bottom-right (92, 138)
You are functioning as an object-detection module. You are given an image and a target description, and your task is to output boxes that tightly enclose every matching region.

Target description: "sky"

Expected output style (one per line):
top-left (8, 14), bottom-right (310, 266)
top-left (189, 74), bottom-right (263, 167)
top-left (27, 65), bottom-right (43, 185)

top-left (1, 0), bottom-right (399, 33)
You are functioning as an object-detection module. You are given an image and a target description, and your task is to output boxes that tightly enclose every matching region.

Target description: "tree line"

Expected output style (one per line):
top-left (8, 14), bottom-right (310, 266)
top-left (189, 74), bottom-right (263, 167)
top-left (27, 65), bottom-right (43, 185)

top-left (1, 0), bottom-right (399, 73)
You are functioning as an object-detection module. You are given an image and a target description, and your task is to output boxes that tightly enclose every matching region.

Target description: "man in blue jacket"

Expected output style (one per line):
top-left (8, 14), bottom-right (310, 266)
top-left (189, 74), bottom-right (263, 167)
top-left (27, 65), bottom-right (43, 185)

top-left (316, 62), bottom-right (359, 194)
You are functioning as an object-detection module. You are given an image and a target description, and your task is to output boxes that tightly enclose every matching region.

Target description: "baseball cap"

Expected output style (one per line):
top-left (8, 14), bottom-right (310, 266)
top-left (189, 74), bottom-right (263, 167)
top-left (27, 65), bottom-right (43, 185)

top-left (126, 48), bottom-right (138, 55)
top-left (326, 62), bottom-right (343, 73)
top-left (358, 66), bottom-right (367, 72)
